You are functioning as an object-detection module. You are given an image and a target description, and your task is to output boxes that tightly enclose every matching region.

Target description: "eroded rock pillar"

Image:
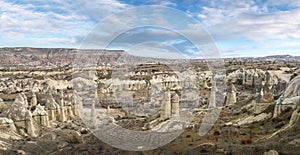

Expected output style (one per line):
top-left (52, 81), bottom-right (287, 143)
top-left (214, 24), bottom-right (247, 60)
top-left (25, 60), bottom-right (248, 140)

top-left (160, 91), bottom-right (171, 120)
top-left (171, 93), bottom-right (180, 118)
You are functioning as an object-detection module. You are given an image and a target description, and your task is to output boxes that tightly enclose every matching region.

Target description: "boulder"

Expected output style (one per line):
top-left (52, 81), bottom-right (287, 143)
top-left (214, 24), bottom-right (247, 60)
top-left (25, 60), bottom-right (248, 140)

top-left (263, 150), bottom-right (279, 155)
top-left (65, 131), bottom-right (82, 144)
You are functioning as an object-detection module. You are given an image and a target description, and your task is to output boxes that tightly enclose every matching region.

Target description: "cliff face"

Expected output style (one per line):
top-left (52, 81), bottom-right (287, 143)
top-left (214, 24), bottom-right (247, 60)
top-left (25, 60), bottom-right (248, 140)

top-left (0, 47), bottom-right (125, 67)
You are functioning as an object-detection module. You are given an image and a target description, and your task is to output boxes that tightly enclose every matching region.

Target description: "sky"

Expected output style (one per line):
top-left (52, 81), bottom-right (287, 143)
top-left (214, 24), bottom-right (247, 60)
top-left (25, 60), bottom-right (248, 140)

top-left (1, 0), bottom-right (300, 58)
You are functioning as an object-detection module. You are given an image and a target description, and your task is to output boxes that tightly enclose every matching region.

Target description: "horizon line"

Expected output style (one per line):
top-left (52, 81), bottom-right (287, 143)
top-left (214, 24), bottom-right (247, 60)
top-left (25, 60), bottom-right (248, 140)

top-left (0, 46), bottom-right (299, 59)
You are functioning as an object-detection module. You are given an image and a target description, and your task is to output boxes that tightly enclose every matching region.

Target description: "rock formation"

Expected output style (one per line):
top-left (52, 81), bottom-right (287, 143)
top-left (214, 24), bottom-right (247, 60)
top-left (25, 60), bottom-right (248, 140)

top-left (29, 92), bottom-right (37, 107)
top-left (7, 93), bottom-right (36, 136)
top-left (256, 87), bottom-right (264, 103)
top-left (171, 93), bottom-right (180, 118)
top-left (25, 110), bottom-right (36, 137)
top-left (160, 90), bottom-right (181, 121)
top-left (7, 94), bottom-right (27, 121)
top-left (266, 74), bottom-right (300, 140)
top-left (203, 80), bottom-right (209, 89)
top-left (265, 71), bottom-right (271, 85)
top-left (263, 72), bottom-right (274, 103)
top-left (225, 82), bottom-right (237, 105)
top-left (208, 80), bottom-right (217, 108)
top-left (21, 92), bottom-right (29, 107)
top-left (73, 90), bottom-right (82, 116)
top-left (45, 94), bottom-right (60, 121)
top-left (288, 106), bottom-right (300, 126)
top-left (160, 91), bottom-right (171, 120)
top-left (90, 89), bottom-right (97, 128)
top-left (0, 117), bottom-right (17, 134)
top-left (274, 74), bottom-right (300, 118)
top-left (0, 97), bottom-right (7, 114)
top-left (227, 69), bottom-right (279, 89)
top-left (59, 90), bottom-right (66, 122)
top-left (106, 105), bottom-right (110, 114)
top-left (263, 150), bottom-right (279, 155)
top-left (32, 104), bottom-right (50, 127)
top-left (65, 93), bottom-right (74, 119)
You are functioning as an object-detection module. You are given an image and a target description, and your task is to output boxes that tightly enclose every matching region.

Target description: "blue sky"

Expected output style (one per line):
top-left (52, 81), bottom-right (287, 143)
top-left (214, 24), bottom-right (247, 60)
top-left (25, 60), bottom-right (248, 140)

top-left (1, 0), bottom-right (300, 58)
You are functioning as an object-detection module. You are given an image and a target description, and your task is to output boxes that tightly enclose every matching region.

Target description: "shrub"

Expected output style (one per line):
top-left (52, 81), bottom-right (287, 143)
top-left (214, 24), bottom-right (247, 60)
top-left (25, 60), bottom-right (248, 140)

top-left (241, 138), bottom-right (253, 144)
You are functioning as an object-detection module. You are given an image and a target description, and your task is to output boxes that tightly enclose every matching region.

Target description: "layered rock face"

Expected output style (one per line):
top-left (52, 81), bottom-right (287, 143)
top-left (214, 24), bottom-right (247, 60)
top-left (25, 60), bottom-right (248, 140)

top-left (0, 47), bottom-right (127, 67)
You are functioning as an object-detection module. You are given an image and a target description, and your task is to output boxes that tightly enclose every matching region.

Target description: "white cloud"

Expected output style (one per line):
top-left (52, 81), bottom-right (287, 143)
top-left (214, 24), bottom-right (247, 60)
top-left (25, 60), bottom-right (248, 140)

top-left (266, 0), bottom-right (300, 7)
top-left (0, 0), bottom-right (131, 47)
top-left (127, 41), bottom-right (186, 59)
top-left (197, 0), bottom-right (300, 42)
top-left (144, 0), bottom-right (177, 7)
top-left (1, 0), bottom-right (300, 58)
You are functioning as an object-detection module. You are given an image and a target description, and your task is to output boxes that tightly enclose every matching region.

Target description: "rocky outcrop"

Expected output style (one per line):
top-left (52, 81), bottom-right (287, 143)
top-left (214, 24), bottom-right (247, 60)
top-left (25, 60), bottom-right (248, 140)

top-left (7, 94), bottom-right (28, 121)
top-left (3, 88), bottom-right (81, 138)
top-left (32, 104), bottom-right (50, 127)
top-left (0, 117), bottom-right (18, 137)
top-left (265, 74), bottom-right (300, 140)
top-left (43, 90), bottom-right (79, 123)
top-left (227, 69), bottom-right (279, 92)
top-left (7, 93), bottom-right (36, 137)
top-left (238, 113), bottom-right (272, 126)
top-left (274, 74), bottom-right (300, 118)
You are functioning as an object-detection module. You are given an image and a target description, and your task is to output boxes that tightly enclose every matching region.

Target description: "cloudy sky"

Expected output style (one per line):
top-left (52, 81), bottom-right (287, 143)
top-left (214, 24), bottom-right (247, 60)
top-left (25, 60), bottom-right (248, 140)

top-left (1, 0), bottom-right (300, 58)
